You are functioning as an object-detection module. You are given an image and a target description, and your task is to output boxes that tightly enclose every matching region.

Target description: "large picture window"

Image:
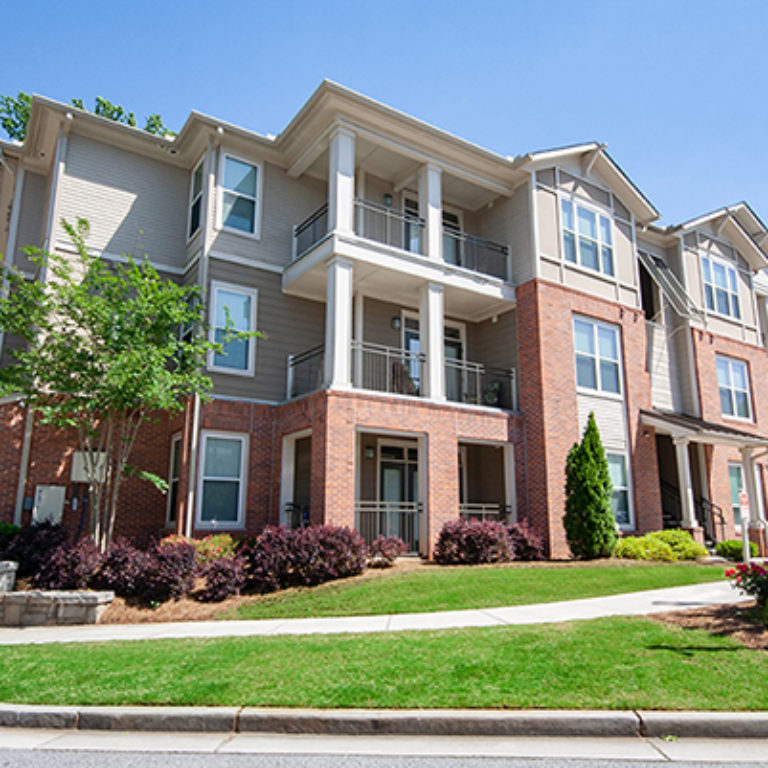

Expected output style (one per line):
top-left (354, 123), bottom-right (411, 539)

top-left (197, 432), bottom-right (247, 529)
top-left (573, 316), bottom-right (621, 395)
top-left (702, 254), bottom-right (740, 319)
top-left (716, 355), bottom-right (752, 420)
top-left (208, 282), bottom-right (257, 375)
top-left (220, 154), bottom-right (261, 236)
top-left (561, 198), bottom-right (614, 276)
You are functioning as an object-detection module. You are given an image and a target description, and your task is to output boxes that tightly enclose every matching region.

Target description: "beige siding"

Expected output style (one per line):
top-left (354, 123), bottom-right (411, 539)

top-left (15, 171), bottom-right (48, 272)
top-left (466, 309), bottom-right (517, 371)
top-left (57, 134), bottom-right (187, 269)
top-left (536, 186), bottom-right (559, 262)
top-left (647, 320), bottom-right (674, 411)
top-left (565, 269), bottom-right (617, 300)
top-left (209, 157), bottom-right (326, 268)
top-left (615, 220), bottom-right (636, 286)
top-left (207, 259), bottom-right (325, 401)
top-left (577, 394), bottom-right (628, 450)
top-left (362, 298), bottom-right (412, 348)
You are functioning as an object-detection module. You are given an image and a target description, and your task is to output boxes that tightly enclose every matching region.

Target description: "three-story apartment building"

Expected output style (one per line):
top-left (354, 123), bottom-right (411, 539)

top-left (1, 81), bottom-right (767, 557)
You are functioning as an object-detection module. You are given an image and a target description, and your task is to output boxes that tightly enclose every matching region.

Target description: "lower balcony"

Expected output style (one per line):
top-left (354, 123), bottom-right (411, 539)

top-left (355, 500), bottom-right (422, 553)
top-left (287, 341), bottom-right (516, 409)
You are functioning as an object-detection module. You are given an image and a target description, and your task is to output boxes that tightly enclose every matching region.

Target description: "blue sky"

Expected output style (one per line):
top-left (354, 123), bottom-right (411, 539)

top-left (2, 0), bottom-right (766, 225)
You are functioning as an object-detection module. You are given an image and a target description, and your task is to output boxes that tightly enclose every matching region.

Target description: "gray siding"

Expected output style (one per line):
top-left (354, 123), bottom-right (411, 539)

top-left (466, 309), bottom-right (517, 371)
top-left (57, 134), bottom-right (188, 269)
top-left (15, 171), bottom-right (48, 272)
top-left (207, 259), bottom-right (325, 401)
top-left (209, 157), bottom-right (326, 268)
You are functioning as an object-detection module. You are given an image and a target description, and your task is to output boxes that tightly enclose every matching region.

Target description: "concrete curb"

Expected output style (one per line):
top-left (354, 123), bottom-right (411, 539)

top-left (1, 704), bottom-right (768, 738)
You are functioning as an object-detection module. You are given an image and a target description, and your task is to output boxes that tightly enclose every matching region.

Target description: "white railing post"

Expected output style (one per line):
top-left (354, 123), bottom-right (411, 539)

top-left (291, 225), bottom-right (298, 262)
top-left (286, 355), bottom-right (295, 400)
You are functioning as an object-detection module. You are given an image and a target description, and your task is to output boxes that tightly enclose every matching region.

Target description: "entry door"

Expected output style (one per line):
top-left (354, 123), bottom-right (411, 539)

top-left (378, 442), bottom-right (419, 549)
top-left (444, 326), bottom-right (464, 402)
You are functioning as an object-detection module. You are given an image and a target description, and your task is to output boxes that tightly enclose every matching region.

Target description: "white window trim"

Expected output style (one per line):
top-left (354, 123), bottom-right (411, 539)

top-left (606, 451), bottom-right (634, 531)
top-left (186, 156), bottom-right (205, 244)
top-left (729, 461), bottom-right (745, 527)
top-left (166, 432), bottom-right (182, 527)
top-left (559, 192), bottom-right (615, 277)
top-left (207, 280), bottom-right (258, 377)
top-left (716, 354), bottom-right (753, 422)
top-left (701, 252), bottom-right (741, 321)
top-left (216, 150), bottom-right (263, 239)
top-left (573, 315), bottom-right (624, 399)
top-left (196, 430), bottom-right (248, 530)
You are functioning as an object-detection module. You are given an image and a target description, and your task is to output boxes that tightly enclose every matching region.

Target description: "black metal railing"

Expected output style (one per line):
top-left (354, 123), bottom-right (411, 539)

top-left (442, 229), bottom-right (510, 281)
top-left (286, 345), bottom-right (324, 398)
top-left (355, 501), bottom-right (421, 552)
top-left (352, 340), bottom-right (425, 396)
top-left (696, 497), bottom-right (726, 546)
top-left (444, 360), bottom-right (516, 409)
top-left (354, 198), bottom-right (424, 254)
top-left (459, 503), bottom-right (512, 523)
top-left (293, 203), bottom-right (328, 260)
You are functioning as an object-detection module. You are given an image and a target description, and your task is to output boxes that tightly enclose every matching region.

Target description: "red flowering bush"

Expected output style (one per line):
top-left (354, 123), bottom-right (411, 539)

top-left (726, 562), bottom-right (768, 607)
top-left (195, 533), bottom-right (238, 563)
top-left (434, 519), bottom-right (513, 564)
top-left (368, 536), bottom-right (408, 568)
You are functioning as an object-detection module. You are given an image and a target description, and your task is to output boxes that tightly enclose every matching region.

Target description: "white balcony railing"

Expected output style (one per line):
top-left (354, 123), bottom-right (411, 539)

top-left (355, 500), bottom-right (421, 552)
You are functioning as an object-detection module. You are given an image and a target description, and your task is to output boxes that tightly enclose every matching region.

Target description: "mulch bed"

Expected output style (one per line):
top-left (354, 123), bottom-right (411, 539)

top-left (650, 601), bottom-right (768, 651)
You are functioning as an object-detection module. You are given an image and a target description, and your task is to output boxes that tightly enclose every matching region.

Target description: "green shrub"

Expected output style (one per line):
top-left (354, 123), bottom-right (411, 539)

top-left (648, 530), bottom-right (708, 560)
top-left (716, 539), bottom-right (758, 562)
top-left (563, 413), bottom-right (617, 559)
top-left (615, 534), bottom-right (675, 561)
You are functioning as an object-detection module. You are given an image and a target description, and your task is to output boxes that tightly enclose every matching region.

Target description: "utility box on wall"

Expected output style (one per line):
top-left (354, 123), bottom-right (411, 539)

top-left (32, 486), bottom-right (66, 525)
top-left (71, 451), bottom-right (106, 484)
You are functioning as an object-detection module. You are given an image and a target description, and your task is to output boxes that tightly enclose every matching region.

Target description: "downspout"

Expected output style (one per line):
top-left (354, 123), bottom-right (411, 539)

top-left (184, 133), bottom-right (218, 537)
top-left (14, 403), bottom-right (34, 525)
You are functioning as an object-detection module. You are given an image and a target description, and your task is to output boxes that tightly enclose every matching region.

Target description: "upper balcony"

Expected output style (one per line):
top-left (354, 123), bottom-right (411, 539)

top-left (283, 123), bottom-right (517, 324)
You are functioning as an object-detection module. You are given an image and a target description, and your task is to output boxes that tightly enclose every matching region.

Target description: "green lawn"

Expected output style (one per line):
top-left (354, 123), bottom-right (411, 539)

top-left (226, 562), bottom-right (726, 620)
top-left (1, 616), bottom-right (766, 710)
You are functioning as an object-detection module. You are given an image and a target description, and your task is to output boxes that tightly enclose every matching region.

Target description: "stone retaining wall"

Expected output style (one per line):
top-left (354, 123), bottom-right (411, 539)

top-left (0, 591), bottom-right (114, 626)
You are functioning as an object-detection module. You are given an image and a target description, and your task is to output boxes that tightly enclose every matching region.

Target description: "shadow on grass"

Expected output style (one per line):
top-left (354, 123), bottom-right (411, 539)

top-left (646, 644), bottom-right (743, 657)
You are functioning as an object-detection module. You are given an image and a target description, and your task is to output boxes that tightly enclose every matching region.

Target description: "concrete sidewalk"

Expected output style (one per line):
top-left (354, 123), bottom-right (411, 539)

top-left (0, 580), bottom-right (747, 646)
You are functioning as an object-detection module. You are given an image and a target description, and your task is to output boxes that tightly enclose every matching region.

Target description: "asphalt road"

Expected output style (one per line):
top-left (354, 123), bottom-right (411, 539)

top-left (0, 752), bottom-right (764, 768)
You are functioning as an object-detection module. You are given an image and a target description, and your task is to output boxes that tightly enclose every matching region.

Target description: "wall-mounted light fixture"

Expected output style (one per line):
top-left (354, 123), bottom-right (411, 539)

top-left (391, 316), bottom-right (402, 331)
top-left (365, 447), bottom-right (375, 460)
top-left (384, 193), bottom-right (393, 207)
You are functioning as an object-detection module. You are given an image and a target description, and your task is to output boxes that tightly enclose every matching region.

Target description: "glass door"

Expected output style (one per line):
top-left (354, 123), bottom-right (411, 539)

top-left (378, 442), bottom-right (419, 549)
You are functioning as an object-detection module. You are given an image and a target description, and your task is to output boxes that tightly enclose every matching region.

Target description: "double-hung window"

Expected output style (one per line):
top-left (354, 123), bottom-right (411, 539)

top-left (573, 316), bottom-right (621, 394)
top-left (716, 355), bottom-right (752, 419)
top-left (166, 434), bottom-right (182, 526)
top-left (188, 160), bottom-right (204, 239)
top-left (729, 463), bottom-right (745, 526)
top-left (209, 281), bottom-right (257, 375)
top-left (561, 198), bottom-right (614, 276)
top-left (702, 254), bottom-right (740, 319)
top-left (606, 453), bottom-right (632, 528)
top-left (197, 431), bottom-right (247, 529)
top-left (220, 154), bottom-right (261, 236)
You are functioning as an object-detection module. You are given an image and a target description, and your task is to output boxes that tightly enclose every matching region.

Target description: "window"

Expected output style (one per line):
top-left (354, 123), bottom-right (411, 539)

top-left (166, 434), bottom-right (182, 526)
top-left (729, 463), bottom-right (745, 527)
top-left (197, 432), bottom-right (247, 528)
top-left (188, 160), bottom-right (204, 239)
top-left (573, 316), bottom-right (621, 394)
top-left (208, 282), bottom-right (257, 375)
top-left (220, 154), bottom-right (261, 236)
top-left (716, 355), bottom-right (752, 419)
top-left (607, 453), bottom-right (632, 528)
top-left (561, 198), bottom-right (614, 276)
top-left (702, 254), bottom-right (740, 319)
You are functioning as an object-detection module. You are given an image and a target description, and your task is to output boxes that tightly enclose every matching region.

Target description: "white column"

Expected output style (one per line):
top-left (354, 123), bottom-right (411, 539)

top-left (673, 437), bottom-right (697, 529)
top-left (324, 256), bottom-right (354, 388)
top-left (417, 435), bottom-right (428, 557)
top-left (353, 292), bottom-right (364, 387)
top-left (418, 163), bottom-right (442, 260)
top-left (419, 282), bottom-right (445, 400)
top-left (503, 444), bottom-right (516, 524)
top-left (327, 126), bottom-right (355, 235)
top-left (741, 447), bottom-right (766, 526)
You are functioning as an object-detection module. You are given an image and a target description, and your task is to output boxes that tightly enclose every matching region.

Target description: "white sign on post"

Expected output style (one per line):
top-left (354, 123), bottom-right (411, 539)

top-left (739, 489), bottom-right (751, 563)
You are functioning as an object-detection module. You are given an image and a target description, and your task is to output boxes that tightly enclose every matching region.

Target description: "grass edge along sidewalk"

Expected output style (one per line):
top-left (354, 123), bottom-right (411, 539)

top-left (225, 562), bottom-right (726, 620)
top-left (1, 614), bottom-right (767, 711)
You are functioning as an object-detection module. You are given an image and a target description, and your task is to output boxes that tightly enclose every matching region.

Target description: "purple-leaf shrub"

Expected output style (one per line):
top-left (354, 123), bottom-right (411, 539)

top-left (241, 526), bottom-right (296, 593)
top-left (196, 555), bottom-right (247, 602)
top-left (291, 526), bottom-right (367, 586)
top-left (141, 539), bottom-right (197, 604)
top-left (433, 519), bottom-right (513, 565)
top-left (31, 539), bottom-right (102, 590)
top-left (2, 521), bottom-right (68, 578)
top-left (368, 536), bottom-right (408, 568)
top-left (507, 521), bottom-right (546, 561)
top-left (97, 537), bottom-right (151, 598)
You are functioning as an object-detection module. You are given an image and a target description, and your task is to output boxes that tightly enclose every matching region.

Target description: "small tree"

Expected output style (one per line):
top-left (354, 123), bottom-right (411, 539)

top-left (563, 412), bottom-right (618, 559)
top-left (0, 219), bottom-right (249, 550)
